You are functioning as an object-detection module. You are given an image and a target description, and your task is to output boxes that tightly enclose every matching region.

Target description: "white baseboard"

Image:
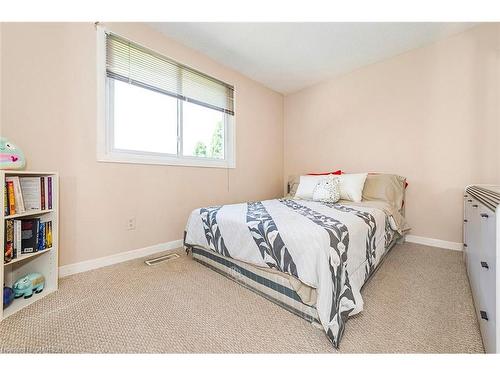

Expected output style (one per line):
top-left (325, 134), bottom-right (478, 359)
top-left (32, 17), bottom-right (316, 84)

top-left (58, 234), bottom-right (461, 277)
top-left (59, 239), bottom-right (183, 277)
top-left (405, 235), bottom-right (463, 251)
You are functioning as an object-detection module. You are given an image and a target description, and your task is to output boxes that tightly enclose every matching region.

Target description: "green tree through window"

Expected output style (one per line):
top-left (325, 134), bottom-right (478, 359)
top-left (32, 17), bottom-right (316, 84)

top-left (192, 120), bottom-right (224, 158)
top-left (194, 141), bottom-right (207, 157)
top-left (209, 121), bottom-right (224, 158)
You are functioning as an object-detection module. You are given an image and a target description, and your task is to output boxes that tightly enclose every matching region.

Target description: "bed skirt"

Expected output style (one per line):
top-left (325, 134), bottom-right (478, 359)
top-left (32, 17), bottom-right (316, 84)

top-left (190, 246), bottom-right (321, 324)
top-left (187, 234), bottom-right (400, 328)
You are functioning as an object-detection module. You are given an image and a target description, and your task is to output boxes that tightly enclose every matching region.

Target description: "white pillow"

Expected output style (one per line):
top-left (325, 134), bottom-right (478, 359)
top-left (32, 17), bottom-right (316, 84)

top-left (294, 175), bottom-right (324, 200)
top-left (313, 175), bottom-right (340, 203)
top-left (338, 173), bottom-right (368, 202)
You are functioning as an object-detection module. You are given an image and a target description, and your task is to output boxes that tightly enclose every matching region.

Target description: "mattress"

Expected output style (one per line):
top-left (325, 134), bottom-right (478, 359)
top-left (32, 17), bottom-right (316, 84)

top-left (184, 198), bottom-right (402, 348)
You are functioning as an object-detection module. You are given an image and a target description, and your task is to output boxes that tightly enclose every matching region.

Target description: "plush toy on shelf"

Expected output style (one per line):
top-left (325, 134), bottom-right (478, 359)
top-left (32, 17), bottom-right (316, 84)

top-left (13, 273), bottom-right (45, 299)
top-left (0, 137), bottom-right (26, 170)
top-left (3, 286), bottom-right (14, 308)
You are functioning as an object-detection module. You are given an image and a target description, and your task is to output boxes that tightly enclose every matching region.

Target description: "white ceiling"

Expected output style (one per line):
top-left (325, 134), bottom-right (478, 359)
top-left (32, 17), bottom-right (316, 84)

top-left (150, 23), bottom-right (477, 94)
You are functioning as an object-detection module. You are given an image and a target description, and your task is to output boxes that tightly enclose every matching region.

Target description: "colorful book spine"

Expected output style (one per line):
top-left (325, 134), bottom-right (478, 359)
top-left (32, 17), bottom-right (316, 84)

top-left (7, 181), bottom-right (15, 215)
top-left (6, 176), bottom-right (26, 214)
top-left (38, 222), bottom-right (46, 250)
top-left (4, 183), bottom-right (8, 216)
top-left (14, 220), bottom-right (22, 258)
top-left (40, 176), bottom-right (46, 210)
top-left (46, 221), bottom-right (52, 248)
top-left (48, 176), bottom-right (52, 210)
top-left (4, 220), bottom-right (14, 263)
top-left (14, 177), bottom-right (25, 213)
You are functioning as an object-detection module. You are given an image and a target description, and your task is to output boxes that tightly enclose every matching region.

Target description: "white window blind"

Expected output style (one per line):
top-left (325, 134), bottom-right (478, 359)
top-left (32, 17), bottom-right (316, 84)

top-left (105, 32), bottom-right (235, 115)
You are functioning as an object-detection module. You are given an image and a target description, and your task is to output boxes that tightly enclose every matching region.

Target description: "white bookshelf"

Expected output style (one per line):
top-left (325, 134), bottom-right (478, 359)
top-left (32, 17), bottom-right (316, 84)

top-left (1, 170), bottom-right (59, 320)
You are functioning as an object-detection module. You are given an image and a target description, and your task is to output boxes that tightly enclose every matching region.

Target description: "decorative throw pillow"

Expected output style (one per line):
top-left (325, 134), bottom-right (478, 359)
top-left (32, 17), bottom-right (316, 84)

top-left (295, 175), bottom-right (325, 200)
top-left (338, 173), bottom-right (368, 202)
top-left (313, 175), bottom-right (341, 203)
top-left (307, 170), bottom-right (342, 176)
top-left (362, 173), bottom-right (406, 209)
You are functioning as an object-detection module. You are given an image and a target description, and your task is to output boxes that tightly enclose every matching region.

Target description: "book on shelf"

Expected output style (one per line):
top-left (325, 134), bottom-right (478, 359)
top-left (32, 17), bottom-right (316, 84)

top-left (19, 177), bottom-right (42, 211)
top-left (5, 176), bottom-right (26, 214)
top-left (3, 218), bottom-right (53, 261)
top-left (4, 175), bottom-right (53, 215)
top-left (4, 184), bottom-right (7, 216)
top-left (6, 181), bottom-right (16, 215)
top-left (20, 218), bottom-right (39, 254)
top-left (41, 176), bottom-right (46, 210)
top-left (14, 219), bottom-right (22, 258)
top-left (4, 219), bottom-right (14, 262)
top-left (48, 176), bottom-right (52, 210)
top-left (38, 222), bottom-right (46, 250)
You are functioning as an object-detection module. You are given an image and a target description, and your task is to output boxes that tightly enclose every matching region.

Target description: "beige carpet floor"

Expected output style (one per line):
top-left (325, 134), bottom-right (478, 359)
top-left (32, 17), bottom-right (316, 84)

top-left (0, 243), bottom-right (484, 353)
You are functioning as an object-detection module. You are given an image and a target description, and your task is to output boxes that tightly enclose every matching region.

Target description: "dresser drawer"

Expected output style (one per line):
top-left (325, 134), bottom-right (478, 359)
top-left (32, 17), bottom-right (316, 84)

top-left (464, 197), bottom-right (481, 289)
top-left (478, 204), bottom-right (496, 259)
top-left (478, 206), bottom-right (497, 353)
top-left (463, 196), bottom-right (472, 263)
top-left (477, 262), bottom-right (497, 353)
top-left (464, 185), bottom-right (500, 353)
top-left (467, 203), bottom-right (497, 353)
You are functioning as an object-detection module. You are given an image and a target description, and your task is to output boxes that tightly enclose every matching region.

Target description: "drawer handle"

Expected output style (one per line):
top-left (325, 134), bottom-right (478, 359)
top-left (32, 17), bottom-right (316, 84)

top-left (480, 213), bottom-right (489, 218)
top-left (464, 219), bottom-right (468, 223)
top-left (463, 243), bottom-right (467, 248)
top-left (472, 204), bottom-right (478, 208)
top-left (480, 310), bottom-right (488, 321)
top-left (468, 199), bottom-right (473, 203)
top-left (481, 261), bottom-right (489, 269)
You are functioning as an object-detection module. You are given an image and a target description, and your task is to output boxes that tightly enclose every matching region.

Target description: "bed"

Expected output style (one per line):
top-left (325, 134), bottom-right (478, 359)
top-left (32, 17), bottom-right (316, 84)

top-left (183, 173), bottom-right (408, 349)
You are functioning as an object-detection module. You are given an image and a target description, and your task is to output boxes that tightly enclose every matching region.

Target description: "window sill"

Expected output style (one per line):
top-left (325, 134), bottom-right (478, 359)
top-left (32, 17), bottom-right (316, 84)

top-left (97, 152), bottom-right (236, 169)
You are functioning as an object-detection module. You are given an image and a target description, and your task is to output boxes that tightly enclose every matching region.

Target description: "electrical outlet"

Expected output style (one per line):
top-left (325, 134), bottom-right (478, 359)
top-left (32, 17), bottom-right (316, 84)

top-left (127, 217), bottom-right (136, 230)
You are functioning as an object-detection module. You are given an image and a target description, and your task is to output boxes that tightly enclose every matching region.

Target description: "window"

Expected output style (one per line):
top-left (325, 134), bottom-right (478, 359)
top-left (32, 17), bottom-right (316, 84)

top-left (97, 29), bottom-right (235, 168)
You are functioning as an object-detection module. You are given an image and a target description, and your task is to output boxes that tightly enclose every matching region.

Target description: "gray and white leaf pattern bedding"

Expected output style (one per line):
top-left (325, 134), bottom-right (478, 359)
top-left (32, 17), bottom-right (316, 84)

top-left (185, 198), bottom-right (396, 348)
top-left (200, 206), bottom-right (230, 257)
top-left (322, 203), bottom-right (378, 280)
top-left (247, 201), bottom-right (298, 277)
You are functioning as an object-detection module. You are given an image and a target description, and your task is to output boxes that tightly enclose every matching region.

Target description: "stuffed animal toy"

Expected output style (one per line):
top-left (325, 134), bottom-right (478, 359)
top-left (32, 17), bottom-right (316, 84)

top-left (0, 137), bottom-right (26, 170)
top-left (13, 273), bottom-right (45, 299)
top-left (3, 286), bottom-right (14, 308)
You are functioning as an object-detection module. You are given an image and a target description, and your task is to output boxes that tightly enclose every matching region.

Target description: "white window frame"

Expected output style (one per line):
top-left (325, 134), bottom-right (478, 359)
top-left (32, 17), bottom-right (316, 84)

top-left (96, 26), bottom-right (236, 169)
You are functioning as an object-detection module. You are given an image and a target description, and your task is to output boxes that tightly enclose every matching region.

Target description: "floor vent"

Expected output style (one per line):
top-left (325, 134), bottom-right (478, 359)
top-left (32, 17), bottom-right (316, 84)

top-left (145, 253), bottom-right (180, 266)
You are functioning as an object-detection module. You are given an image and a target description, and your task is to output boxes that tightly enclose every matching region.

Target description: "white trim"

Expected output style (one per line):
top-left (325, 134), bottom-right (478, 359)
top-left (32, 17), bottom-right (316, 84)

top-left (226, 112), bottom-right (236, 168)
top-left (95, 25), bottom-right (236, 170)
top-left (97, 150), bottom-right (235, 169)
top-left (96, 24), bottom-right (107, 163)
top-left (59, 239), bottom-right (183, 277)
top-left (405, 235), bottom-right (463, 251)
top-left (57, 235), bottom-right (462, 277)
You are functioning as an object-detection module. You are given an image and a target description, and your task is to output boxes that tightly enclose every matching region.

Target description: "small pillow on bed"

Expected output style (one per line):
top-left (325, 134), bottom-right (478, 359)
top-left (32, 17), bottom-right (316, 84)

top-left (338, 173), bottom-right (368, 202)
top-left (362, 173), bottom-right (406, 209)
top-left (312, 175), bottom-right (340, 203)
top-left (307, 170), bottom-right (342, 176)
top-left (294, 175), bottom-right (324, 200)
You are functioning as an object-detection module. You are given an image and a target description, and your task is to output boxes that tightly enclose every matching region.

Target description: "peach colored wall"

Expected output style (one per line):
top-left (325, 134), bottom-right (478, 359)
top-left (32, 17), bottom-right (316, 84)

top-left (0, 23), bottom-right (284, 266)
top-left (284, 24), bottom-right (500, 244)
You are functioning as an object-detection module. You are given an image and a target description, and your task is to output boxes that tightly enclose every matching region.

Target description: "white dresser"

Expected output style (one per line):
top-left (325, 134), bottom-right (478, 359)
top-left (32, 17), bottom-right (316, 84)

top-left (464, 185), bottom-right (500, 353)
